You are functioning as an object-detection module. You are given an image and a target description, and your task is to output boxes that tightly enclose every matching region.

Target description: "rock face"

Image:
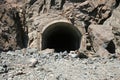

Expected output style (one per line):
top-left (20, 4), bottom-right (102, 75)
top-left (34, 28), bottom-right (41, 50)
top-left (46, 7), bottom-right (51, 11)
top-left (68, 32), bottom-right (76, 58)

top-left (0, 0), bottom-right (119, 54)
top-left (26, 0), bottom-right (116, 25)
top-left (0, 1), bottom-right (25, 51)
top-left (25, 0), bottom-right (117, 52)
top-left (104, 4), bottom-right (120, 55)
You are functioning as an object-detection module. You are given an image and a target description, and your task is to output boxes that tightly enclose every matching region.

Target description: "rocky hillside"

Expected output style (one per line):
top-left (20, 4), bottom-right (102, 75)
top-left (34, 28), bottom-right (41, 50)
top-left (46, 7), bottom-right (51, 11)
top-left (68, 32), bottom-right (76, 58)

top-left (0, 0), bottom-right (120, 56)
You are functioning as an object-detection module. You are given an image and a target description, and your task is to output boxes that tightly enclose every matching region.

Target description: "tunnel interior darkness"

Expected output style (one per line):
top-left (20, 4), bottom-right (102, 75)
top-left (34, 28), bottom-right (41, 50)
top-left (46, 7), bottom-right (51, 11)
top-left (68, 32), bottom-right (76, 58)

top-left (42, 22), bottom-right (82, 52)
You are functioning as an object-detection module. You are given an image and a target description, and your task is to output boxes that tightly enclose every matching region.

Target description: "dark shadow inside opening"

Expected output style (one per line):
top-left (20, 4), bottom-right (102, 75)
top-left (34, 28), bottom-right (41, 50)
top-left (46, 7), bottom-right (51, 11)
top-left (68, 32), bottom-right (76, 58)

top-left (106, 41), bottom-right (115, 53)
top-left (42, 22), bottom-right (81, 52)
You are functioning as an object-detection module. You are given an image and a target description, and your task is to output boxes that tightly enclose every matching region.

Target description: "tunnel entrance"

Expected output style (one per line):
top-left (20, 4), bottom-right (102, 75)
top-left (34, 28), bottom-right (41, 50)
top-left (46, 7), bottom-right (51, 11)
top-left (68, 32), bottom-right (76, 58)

top-left (42, 22), bottom-right (82, 52)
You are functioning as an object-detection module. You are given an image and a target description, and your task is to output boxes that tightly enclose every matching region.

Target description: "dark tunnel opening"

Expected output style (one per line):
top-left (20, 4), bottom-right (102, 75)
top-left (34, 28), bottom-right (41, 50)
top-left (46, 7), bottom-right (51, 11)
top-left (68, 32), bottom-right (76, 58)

top-left (42, 22), bottom-right (82, 52)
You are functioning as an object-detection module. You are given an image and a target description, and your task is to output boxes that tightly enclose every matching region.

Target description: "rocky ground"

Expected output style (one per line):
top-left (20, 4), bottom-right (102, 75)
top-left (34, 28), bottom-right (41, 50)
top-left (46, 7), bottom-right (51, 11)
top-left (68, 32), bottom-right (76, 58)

top-left (0, 48), bottom-right (120, 80)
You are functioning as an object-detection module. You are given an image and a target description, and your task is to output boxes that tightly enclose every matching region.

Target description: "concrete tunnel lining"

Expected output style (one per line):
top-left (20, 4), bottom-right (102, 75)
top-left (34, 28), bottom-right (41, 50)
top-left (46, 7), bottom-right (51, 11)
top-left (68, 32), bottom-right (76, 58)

top-left (42, 22), bottom-right (82, 52)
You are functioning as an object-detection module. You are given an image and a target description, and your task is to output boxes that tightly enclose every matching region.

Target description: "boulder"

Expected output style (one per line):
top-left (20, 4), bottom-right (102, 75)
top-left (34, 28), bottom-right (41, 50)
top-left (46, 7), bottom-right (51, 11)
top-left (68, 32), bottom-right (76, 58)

top-left (88, 25), bottom-right (114, 54)
top-left (104, 4), bottom-right (120, 55)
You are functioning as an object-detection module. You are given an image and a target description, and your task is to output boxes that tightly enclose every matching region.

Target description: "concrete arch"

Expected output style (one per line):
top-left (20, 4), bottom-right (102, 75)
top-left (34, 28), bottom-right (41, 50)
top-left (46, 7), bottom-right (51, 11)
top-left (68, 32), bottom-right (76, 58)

top-left (41, 20), bottom-right (71, 33)
top-left (41, 20), bottom-right (82, 52)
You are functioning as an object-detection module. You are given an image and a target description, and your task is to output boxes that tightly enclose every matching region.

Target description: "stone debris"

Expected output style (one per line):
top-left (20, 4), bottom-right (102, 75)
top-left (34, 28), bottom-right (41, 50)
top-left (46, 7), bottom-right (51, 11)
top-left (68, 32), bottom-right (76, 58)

top-left (0, 49), bottom-right (120, 80)
top-left (28, 58), bottom-right (38, 67)
top-left (38, 48), bottom-right (55, 54)
top-left (69, 50), bottom-right (88, 58)
top-left (68, 51), bottom-right (79, 58)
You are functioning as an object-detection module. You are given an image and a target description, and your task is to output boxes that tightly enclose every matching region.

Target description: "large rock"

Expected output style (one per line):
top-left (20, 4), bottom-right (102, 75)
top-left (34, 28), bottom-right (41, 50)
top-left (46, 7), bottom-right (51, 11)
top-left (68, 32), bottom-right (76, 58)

top-left (88, 25), bottom-right (114, 54)
top-left (104, 4), bottom-right (120, 55)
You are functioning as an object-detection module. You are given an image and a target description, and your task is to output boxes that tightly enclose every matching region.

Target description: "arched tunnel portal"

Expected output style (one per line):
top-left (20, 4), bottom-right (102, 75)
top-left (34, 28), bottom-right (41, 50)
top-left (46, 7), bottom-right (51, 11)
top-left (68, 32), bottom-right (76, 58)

top-left (42, 22), bottom-right (82, 52)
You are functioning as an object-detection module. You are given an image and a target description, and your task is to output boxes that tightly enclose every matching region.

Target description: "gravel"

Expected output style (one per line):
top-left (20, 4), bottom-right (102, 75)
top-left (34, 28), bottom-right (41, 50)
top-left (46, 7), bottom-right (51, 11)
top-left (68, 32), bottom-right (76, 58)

top-left (0, 48), bottom-right (120, 80)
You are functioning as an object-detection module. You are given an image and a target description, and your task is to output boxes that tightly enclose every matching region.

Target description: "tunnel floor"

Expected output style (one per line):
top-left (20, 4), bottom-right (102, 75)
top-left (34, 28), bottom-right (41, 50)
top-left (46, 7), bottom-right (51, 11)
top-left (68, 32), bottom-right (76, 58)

top-left (42, 22), bottom-right (81, 52)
